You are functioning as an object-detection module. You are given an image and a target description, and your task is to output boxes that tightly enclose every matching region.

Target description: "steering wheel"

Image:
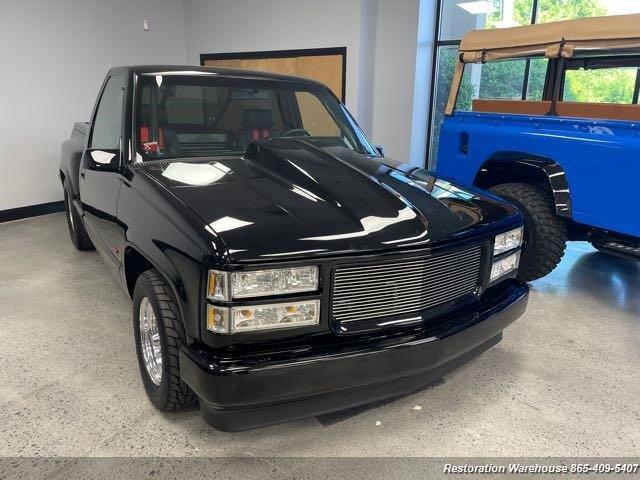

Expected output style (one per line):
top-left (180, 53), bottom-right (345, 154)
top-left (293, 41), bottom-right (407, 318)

top-left (280, 128), bottom-right (312, 138)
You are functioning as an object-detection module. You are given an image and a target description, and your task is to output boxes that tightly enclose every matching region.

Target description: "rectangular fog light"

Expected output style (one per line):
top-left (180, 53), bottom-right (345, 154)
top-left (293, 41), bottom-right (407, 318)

top-left (490, 251), bottom-right (520, 282)
top-left (231, 300), bottom-right (320, 333)
top-left (207, 300), bottom-right (320, 334)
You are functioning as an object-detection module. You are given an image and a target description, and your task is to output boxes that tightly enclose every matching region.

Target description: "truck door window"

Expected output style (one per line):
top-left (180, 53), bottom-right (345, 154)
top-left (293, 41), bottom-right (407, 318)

top-left (90, 76), bottom-right (124, 150)
top-left (295, 91), bottom-right (341, 137)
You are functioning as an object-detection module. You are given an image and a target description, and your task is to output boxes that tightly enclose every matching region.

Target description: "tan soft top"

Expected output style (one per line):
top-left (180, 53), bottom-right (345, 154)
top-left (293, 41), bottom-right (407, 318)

top-left (445, 14), bottom-right (640, 114)
top-left (459, 14), bottom-right (640, 63)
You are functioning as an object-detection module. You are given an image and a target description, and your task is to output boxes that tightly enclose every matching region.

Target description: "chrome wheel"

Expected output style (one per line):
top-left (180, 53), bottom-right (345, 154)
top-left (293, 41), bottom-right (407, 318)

top-left (139, 297), bottom-right (163, 386)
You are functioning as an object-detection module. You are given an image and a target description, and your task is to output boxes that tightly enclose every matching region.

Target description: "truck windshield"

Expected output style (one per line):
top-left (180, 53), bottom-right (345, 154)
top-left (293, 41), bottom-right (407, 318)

top-left (135, 74), bottom-right (377, 160)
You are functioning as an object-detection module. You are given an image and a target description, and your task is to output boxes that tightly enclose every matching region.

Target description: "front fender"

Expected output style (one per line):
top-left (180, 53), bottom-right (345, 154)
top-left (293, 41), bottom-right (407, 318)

top-left (474, 155), bottom-right (572, 218)
top-left (117, 167), bottom-right (222, 342)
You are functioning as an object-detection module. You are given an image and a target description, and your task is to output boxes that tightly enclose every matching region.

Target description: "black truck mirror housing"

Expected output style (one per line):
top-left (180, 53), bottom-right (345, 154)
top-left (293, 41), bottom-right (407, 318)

top-left (86, 149), bottom-right (121, 172)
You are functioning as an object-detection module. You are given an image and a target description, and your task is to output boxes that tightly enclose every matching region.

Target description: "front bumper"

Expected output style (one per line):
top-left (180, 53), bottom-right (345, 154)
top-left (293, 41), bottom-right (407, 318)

top-left (180, 281), bottom-right (529, 431)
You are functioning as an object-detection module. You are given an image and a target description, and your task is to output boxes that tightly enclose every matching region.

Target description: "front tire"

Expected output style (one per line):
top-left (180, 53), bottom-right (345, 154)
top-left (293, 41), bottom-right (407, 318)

top-left (133, 269), bottom-right (197, 411)
top-left (64, 184), bottom-right (94, 250)
top-left (490, 183), bottom-right (567, 282)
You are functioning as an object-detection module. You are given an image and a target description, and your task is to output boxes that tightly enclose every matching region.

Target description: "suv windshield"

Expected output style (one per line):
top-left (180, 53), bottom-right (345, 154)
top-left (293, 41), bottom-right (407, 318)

top-left (135, 74), bottom-right (377, 160)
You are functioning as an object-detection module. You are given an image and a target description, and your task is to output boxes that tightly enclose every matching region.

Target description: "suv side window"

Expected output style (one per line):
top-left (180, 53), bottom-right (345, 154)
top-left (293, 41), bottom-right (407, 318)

top-left (563, 65), bottom-right (639, 104)
top-left (454, 58), bottom-right (550, 110)
top-left (91, 75), bottom-right (125, 149)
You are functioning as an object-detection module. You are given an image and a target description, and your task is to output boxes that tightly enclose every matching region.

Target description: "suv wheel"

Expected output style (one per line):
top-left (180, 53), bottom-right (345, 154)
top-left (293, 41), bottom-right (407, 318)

top-left (490, 183), bottom-right (567, 282)
top-left (64, 184), bottom-right (94, 250)
top-left (133, 269), bottom-right (197, 411)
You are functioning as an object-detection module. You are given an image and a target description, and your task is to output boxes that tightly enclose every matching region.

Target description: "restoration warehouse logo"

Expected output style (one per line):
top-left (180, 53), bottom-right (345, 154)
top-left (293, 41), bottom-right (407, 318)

top-left (443, 462), bottom-right (640, 475)
top-left (444, 463), bottom-right (581, 475)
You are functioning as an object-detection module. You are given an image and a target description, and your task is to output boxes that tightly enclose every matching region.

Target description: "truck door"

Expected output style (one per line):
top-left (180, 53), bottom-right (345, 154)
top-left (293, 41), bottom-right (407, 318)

top-left (79, 74), bottom-right (125, 273)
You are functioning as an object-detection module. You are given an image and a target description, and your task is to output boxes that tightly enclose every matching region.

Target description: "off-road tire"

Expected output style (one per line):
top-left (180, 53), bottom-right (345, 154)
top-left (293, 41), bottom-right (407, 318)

top-left (64, 183), bottom-right (94, 250)
top-left (133, 269), bottom-right (197, 411)
top-left (490, 183), bottom-right (567, 282)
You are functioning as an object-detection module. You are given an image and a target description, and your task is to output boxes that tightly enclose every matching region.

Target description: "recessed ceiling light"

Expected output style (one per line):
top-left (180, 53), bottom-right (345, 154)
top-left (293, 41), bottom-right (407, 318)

top-left (457, 1), bottom-right (496, 15)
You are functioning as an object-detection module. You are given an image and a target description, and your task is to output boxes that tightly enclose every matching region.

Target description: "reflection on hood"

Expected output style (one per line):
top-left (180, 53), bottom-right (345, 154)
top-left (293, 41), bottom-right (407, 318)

top-left (140, 139), bottom-right (519, 261)
top-left (161, 162), bottom-right (229, 186)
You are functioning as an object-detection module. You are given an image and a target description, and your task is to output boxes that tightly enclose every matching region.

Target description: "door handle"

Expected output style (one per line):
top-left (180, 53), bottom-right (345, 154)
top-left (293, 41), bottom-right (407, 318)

top-left (458, 131), bottom-right (469, 155)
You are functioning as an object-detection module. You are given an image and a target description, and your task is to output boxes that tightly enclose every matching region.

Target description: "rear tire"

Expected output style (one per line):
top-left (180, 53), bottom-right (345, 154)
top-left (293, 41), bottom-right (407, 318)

top-left (64, 184), bottom-right (94, 250)
top-left (133, 269), bottom-right (197, 411)
top-left (490, 183), bottom-right (567, 282)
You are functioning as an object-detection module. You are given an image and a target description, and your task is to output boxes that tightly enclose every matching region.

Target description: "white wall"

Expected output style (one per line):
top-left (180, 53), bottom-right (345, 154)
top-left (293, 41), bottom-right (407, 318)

top-left (0, 0), bottom-right (187, 211)
top-left (410, 0), bottom-right (437, 167)
top-left (370, 0), bottom-right (422, 165)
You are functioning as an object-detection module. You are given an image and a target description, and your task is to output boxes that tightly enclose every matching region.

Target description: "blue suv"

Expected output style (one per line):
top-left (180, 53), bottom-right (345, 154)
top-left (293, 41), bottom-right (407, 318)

top-left (436, 14), bottom-right (639, 281)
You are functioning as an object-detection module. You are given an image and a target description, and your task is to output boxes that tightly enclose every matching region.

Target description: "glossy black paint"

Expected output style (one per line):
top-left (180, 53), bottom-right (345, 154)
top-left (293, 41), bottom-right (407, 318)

top-left (60, 65), bottom-right (528, 428)
top-left (181, 280), bottom-right (529, 431)
top-left (142, 139), bottom-right (521, 263)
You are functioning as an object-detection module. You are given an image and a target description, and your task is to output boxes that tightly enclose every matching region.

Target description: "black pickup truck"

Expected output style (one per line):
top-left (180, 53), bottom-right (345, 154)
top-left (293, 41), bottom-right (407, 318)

top-left (60, 65), bottom-right (529, 431)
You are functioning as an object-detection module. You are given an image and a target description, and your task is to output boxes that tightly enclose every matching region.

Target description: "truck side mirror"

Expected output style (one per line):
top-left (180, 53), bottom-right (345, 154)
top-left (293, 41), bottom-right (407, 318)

top-left (85, 148), bottom-right (121, 172)
top-left (375, 145), bottom-right (385, 157)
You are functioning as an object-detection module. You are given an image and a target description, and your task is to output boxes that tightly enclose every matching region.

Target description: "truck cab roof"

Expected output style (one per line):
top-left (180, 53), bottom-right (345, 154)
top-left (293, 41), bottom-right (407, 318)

top-left (111, 65), bottom-right (327, 90)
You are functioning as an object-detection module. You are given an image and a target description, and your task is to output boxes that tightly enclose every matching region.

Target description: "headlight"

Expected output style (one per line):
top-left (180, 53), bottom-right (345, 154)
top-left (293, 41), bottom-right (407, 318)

top-left (207, 300), bottom-right (320, 333)
top-left (490, 251), bottom-right (520, 282)
top-left (208, 266), bottom-right (319, 300)
top-left (493, 227), bottom-right (523, 256)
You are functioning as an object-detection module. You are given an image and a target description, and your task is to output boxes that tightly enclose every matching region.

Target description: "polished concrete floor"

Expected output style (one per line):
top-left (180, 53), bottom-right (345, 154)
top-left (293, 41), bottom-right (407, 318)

top-left (1, 213), bottom-right (639, 459)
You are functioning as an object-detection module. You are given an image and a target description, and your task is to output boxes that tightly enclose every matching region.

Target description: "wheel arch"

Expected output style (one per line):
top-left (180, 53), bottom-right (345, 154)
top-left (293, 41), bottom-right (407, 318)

top-left (473, 152), bottom-right (571, 218)
top-left (123, 245), bottom-right (155, 299)
top-left (122, 244), bottom-right (195, 340)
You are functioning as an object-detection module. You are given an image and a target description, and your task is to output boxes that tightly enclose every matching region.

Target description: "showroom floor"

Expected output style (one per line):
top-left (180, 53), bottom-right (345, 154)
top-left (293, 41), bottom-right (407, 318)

top-left (1, 213), bottom-right (639, 459)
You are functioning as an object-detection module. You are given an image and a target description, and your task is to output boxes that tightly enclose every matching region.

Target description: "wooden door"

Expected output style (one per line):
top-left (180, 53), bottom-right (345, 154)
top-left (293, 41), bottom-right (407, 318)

top-left (202, 48), bottom-right (345, 100)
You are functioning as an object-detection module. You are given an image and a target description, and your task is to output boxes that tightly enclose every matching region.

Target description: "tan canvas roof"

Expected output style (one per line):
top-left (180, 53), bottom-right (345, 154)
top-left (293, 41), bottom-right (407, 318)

top-left (459, 13), bottom-right (640, 63)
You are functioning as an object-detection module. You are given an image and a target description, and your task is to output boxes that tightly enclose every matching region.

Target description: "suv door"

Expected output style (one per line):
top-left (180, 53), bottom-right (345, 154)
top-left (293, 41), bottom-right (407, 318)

top-left (557, 59), bottom-right (640, 235)
top-left (79, 74), bottom-right (125, 273)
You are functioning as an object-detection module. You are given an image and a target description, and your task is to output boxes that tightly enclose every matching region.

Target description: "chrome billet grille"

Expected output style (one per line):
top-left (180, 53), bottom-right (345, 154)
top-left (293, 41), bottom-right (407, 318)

top-left (332, 246), bottom-right (482, 323)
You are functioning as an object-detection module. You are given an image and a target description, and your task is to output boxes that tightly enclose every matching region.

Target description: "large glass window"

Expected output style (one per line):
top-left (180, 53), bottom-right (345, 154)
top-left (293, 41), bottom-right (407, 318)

top-left (428, 0), bottom-right (640, 166)
top-left (439, 1), bottom-right (534, 41)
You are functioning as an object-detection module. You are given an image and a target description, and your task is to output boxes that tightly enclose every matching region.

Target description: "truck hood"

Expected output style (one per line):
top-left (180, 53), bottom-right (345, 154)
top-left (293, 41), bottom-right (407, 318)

top-left (140, 139), bottom-right (519, 262)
